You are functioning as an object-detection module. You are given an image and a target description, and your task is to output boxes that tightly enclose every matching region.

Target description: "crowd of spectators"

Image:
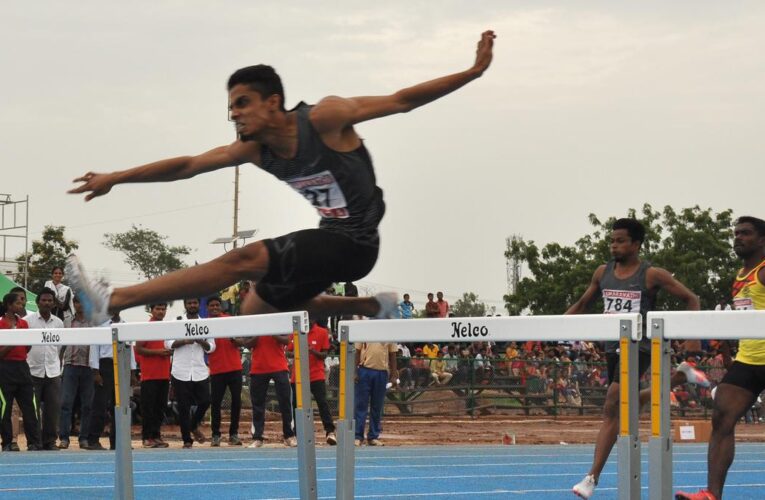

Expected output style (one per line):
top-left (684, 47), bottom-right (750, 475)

top-left (2, 276), bottom-right (754, 454)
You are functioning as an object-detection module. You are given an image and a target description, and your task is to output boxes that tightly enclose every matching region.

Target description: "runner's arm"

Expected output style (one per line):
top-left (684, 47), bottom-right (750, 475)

top-left (650, 267), bottom-right (700, 310)
top-left (565, 265), bottom-right (606, 315)
top-left (69, 142), bottom-right (253, 201)
top-left (310, 31), bottom-right (495, 131)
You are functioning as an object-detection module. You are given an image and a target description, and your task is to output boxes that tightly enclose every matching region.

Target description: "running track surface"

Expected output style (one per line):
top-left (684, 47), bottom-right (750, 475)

top-left (2, 443), bottom-right (765, 499)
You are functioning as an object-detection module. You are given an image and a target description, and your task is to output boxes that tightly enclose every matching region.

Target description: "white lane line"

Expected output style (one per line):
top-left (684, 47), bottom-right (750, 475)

top-left (3, 448), bottom-right (764, 468)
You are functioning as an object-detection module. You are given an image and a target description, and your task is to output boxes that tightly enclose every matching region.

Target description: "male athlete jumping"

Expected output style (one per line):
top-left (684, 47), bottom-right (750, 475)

top-left (67, 31), bottom-right (496, 323)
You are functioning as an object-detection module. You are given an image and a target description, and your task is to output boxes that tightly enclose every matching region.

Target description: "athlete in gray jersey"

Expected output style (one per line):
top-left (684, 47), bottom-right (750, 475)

top-left (65, 31), bottom-right (496, 326)
top-left (567, 218), bottom-right (707, 499)
top-left (599, 259), bottom-right (655, 354)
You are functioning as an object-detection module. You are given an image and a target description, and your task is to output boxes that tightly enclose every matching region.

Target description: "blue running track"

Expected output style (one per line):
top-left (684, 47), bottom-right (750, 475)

top-left (2, 443), bottom-right (765, 499)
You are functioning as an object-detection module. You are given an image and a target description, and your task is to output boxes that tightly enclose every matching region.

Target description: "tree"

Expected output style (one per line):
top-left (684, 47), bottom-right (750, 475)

top-left (15, 225), bottom-right (79, 292)
top-left (103, 225), bottom-right (191, 280)
top-left (504, 204), bottom-right (738, 315)
top-left (451, 292), bottom-right (488, 317)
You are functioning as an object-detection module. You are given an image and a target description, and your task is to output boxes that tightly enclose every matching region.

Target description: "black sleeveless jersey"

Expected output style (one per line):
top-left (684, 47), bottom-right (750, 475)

top-left (257, 102), bottom-right (385, 247)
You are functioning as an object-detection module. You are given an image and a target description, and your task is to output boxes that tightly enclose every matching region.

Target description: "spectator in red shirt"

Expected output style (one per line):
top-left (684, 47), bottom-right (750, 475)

top-left (240, 334), bottom-right (296, 448)
top-left (436, 291), bottom-right (449, 318)
top-left (425, 293), bottom-right (439, 318)
top-left (134, 303), bottom-right (172, 448)
top-left (0, 292), bottom-right (43, 451)
top-left (287, 317), bottom-right (336, 445)
top-left (206, 296), bottom-right (245, 447)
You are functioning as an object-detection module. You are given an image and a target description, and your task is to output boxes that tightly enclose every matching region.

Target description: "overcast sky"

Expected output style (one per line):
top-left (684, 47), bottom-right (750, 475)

top-left (2, 1), bottom-right (763, 320)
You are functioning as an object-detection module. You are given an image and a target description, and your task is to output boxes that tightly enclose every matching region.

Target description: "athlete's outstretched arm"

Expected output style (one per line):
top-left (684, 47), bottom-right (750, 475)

top-left (68, 141), bottom-right (254, 201)
top-left (310, 30), bottom-right (495, 131)
top-left (565, 265), bottom-right (606, 315)
top-left (650, 268), bottom-right (701, 310)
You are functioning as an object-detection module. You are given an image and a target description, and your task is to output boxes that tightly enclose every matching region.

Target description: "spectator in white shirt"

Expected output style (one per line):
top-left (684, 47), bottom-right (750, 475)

top-left (166, 298), bottom-right (215, 448)
top-left (25, 288), bottom-right (64, 450)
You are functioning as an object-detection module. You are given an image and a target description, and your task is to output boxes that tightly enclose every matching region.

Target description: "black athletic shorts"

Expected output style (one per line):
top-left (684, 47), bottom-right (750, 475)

top-left (606, 351), bottom-right (651, 385)
top-left (720, 361), bottom-right (765, 397)
top-left (256, 228), bottom-right (379, 310)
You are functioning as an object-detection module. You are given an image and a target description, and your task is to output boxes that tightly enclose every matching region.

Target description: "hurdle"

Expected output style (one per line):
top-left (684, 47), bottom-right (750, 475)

top-left (335, 313), bottom-right (643, 500)
top-left (0, 312), bottom-right (316, 499)
top-left (109, 311), bottom-right (315, 500)
top-left (646, 309), bottom-right (765, 500)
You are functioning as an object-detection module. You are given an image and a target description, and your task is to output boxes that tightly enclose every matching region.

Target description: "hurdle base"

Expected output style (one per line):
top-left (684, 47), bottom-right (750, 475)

top-left (617, 434), bottom-right (640, 499)
top-left (336, 419), bottom-right (355, 500)
top-left (295, 408), bottom-right (318, 500)
top-left (649, 436), bottom-right (672, 500)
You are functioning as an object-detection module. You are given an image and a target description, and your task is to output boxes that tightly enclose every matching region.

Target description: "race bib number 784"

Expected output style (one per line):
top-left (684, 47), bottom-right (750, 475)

top-left (602, 289), bottom-right (641, 314)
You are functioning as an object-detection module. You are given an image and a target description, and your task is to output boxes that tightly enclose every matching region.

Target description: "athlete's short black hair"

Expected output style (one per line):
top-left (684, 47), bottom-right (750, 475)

top-left (36, 287), bottom-right (56, 303)
top-left (735, 215), bottom-right (765, 236)
top-left (612, 218), bottom-right (645, 243)
top-left (736, 216), bottom-right (765, 237)
top-left (206, 295), bottom-right (222, 305)
top-left (149, 302), bottom-right (168, 309)
top-left (228, 64), bottom-right (286, 112)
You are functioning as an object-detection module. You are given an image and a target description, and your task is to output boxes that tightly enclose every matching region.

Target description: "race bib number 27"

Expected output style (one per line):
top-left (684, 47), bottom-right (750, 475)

top-left (602, 289), bottom-right (641, 314)
top-left (286, 170), bottom-right (349, 219)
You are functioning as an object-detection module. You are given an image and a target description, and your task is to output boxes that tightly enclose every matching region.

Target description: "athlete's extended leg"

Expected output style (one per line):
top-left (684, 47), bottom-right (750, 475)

top-left (67, 242), bottom-right (270, 322)
top-left (113, 242), bottom-right (269, 310)
top-left (589, 382), bottom-right (620, 479)
top-left (572, 382), bottom-right (619, 498)
top-left (240, 286), bottom-right (398, 318)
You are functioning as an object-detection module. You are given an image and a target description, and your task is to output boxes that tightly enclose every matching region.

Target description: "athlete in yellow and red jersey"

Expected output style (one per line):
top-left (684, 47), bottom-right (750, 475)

top-left (677, 216), bottom-right (765, 500)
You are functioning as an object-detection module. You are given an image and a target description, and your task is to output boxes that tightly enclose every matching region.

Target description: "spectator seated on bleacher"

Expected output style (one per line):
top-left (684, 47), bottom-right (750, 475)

top-left (409, 349), bottom-right (431, 387)
top-left (430, 351), bottom-right (453, 386)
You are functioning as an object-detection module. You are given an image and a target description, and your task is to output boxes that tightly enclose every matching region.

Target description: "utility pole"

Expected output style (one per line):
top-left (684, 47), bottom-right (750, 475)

top-left (232, 166), bottom-right (240, 249)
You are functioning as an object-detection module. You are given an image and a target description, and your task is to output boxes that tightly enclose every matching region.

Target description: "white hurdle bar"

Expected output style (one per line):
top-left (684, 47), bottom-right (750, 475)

top-left (0, 326), bottom-right (112, 345)
top-left (646, 310), bottom-right (765, 500)
top-left (0, 312), bottom-right (314, 500)
top-left (109, 311), bottom-right (315, 500)
top-left (336, 313), bottom-right (643, 500)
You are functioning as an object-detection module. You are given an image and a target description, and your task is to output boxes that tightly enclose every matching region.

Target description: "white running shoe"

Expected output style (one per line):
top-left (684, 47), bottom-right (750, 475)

top-left (248, 439), bottom-right (263, 448)
top-left (572, 474), bottom-right (596, 499)
top-left (374, 292), bottom-right (400, 319)
top-left (65, 255), bottom-right (112, 325)
top-left (677, 362), bottom-right (711, 388)
top-left (284, 436), bottom-right (298, 448)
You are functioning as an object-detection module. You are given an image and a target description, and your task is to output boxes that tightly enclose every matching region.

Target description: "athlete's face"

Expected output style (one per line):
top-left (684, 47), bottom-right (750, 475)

top-left (207, 300), bottom-right (222, 318)
top-left (52, 268), bottom-right (64, 284)
top-left (609, 229), bottom-right (640, 262)
top-left (733, 223), bottom-right (765, 259)
top-left (184, 299), bottom-right (200, 316)
top-left (37, 293), bottom-right (55, 316)
top-left (150, 304), bottom-right (167, 321)
top-left (8, 295), bottom-right (24, 316)
top-left (228, 84), bottom-right (280, 141)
